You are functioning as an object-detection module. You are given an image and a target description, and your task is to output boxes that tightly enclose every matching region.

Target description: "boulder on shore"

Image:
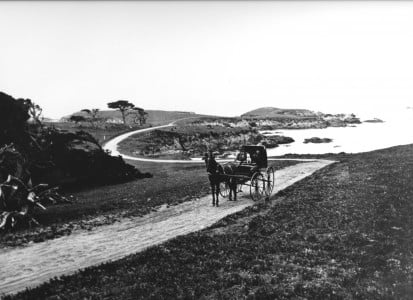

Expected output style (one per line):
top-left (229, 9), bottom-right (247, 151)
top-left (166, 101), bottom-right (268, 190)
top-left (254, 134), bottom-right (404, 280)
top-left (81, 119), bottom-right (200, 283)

top-left (363, 118), bottom-right (384, 123)
top-left (303, 137), bottom-right (333, 144)
top-left (262, 135), bottom-right (295, 148)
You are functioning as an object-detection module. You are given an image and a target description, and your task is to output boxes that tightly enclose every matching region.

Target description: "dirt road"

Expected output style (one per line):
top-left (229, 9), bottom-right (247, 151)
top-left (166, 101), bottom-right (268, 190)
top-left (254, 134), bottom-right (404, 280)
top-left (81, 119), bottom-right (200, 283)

top-left (0, 160), bottom-right (333, 296)
top-left (102, 122), bottom-right (174, 158)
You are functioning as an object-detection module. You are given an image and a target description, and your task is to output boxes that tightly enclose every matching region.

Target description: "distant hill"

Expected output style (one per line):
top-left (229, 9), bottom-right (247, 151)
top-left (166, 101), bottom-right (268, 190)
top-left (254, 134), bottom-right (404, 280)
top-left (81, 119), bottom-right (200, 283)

top-left (64, 110), bottom-right (208, 126)
top-left (241, 107), bottom-right (319, 119)
top-left (147, 110), bottom-right (208, 125)
top-left (64, 107), bottom-right (323, 125)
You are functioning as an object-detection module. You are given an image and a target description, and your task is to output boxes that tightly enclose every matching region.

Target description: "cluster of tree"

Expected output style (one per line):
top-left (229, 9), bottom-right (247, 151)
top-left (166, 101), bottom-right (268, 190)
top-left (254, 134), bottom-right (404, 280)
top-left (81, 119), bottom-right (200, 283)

top-left (69, 109), bottom-right (101, 126)
top-left (107, 100), bottom-right (148, 125)
top-left (19, 98), bottom-right (43, 126)
top-left (0, 91), bottom-right (152, 189)
top-left (69, 100), bottom-right (148, 126)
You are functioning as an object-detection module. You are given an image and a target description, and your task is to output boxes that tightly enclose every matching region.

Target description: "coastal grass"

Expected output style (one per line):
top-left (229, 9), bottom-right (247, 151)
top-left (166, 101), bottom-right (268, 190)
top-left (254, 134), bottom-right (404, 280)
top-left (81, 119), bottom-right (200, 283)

top-left (44, 122), bottom-right (146, 144)
top-left (7, 144), bottom-right (413, 299)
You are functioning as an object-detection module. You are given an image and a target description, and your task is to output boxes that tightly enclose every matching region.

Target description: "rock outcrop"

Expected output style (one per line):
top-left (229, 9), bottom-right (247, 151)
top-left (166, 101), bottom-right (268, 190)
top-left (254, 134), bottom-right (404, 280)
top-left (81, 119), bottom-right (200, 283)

top-left (186, 113), bottom-right (361, 131)
top-left (303, 137), bottom-right (333, 144)
top-left (121, 126), bottom-right (295, 158)
top-left (261, 135), bottom-right (295, 148)
top-left (363, 118), bottom-right (384, 123)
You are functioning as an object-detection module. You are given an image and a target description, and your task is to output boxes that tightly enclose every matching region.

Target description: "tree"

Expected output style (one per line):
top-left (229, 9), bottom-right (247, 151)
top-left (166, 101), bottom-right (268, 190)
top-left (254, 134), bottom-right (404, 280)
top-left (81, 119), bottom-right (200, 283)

top-left (0, 92), bottom-right (30, 148)
top-left (69, 115), bottom-right (86, 124)
top-left (81, 108), bottom-right (100, 127)
top-left (107, 100), bottom-right (135, 125)
top-left (18, 98), bottom-right (43, 126)
top-left (131, 107), bottom-right (148, 126)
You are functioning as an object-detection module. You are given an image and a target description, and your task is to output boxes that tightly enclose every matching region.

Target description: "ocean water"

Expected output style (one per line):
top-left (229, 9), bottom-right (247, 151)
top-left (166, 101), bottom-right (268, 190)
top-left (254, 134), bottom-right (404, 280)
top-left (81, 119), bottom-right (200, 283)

top-left (264, 108), bottom-right (413, 156)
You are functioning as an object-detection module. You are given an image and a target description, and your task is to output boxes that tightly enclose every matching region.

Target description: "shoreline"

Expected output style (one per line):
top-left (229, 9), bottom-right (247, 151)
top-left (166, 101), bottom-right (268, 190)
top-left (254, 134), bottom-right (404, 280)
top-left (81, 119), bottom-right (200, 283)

top-left (110, 117), bottom-right (410, 161)
top-left (111, 114), bottom-right (365, 160)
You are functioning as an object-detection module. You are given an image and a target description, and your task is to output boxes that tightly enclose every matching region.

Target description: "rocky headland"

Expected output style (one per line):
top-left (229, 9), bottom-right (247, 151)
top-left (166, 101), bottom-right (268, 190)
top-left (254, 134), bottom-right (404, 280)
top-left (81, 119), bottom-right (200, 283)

top-left (178, 108), bottom-right (361, 131)
top-left (118, 109), bottom-right (361, 159)
top-left (118, 125), bottom-right (295, 159)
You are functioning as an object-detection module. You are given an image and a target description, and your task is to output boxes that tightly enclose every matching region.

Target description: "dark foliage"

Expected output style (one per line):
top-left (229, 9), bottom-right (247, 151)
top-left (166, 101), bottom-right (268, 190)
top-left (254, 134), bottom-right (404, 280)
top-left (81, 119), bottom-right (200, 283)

top-left (0, 92), bottom-right (151, 188)
top-left (68, 115), bottom-right (86, 124)
top-left (31, 128), bottom-right (152, 187)
top-left (0, 92), bottom-right (30, 147)
top-left (107, 100), bottom-right (135, 125)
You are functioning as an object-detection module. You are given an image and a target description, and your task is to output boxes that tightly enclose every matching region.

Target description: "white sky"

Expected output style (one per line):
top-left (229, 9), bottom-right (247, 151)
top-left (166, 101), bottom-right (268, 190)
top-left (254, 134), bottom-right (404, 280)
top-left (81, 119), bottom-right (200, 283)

top-left (1, 1), bottom-right (413, 119)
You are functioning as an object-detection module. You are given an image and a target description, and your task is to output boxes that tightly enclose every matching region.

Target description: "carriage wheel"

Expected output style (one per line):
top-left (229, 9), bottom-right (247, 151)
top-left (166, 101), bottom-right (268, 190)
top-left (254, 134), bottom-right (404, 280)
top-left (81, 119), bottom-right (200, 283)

top-left (219, 181), bottom-right (229, 198)
top-left (250, 172), bottom-right (265, 201)
top-left (265, 167), bottom-right (275, 196)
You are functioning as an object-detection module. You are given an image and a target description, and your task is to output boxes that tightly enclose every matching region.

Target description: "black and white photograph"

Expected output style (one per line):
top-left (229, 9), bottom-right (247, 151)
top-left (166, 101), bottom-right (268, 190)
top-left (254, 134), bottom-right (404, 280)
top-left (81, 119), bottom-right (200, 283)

top-left (1, 0), bottom-right (413, 298)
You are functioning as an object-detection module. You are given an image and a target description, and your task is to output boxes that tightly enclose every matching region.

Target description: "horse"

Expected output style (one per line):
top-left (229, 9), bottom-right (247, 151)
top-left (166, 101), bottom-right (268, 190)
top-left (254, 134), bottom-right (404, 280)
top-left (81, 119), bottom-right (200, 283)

top-left (203, 151), bottom-right (237, 207)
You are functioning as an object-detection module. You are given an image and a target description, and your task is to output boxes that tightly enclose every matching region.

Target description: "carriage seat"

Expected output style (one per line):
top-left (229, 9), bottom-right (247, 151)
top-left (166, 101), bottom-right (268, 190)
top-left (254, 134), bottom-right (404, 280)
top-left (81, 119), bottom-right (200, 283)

top-left (235, 163), bottom-right (259, 176)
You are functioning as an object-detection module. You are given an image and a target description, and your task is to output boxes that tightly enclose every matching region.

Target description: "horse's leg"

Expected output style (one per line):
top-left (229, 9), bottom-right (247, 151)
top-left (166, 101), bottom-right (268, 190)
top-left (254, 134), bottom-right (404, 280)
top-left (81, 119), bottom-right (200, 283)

top-left (212, 184), bottom-right (216, 206)
top-left (228, 179), bottom-right (233, 201)
top-left (215, 183), bottom-right (219, 207)
top-left (232, 179), bottom-right (237, 201)
top-left (209, 177), bottom-right (215, 206)
top-left (211, 184), bottom-right (215, 206)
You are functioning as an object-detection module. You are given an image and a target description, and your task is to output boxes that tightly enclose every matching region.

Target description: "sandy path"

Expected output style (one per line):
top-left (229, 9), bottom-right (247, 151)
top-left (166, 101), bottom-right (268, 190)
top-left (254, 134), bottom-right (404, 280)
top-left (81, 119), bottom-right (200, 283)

top-left (102, 122), bottom-right (174, 158)
top-left (0, 160), bottom-right (333, 295)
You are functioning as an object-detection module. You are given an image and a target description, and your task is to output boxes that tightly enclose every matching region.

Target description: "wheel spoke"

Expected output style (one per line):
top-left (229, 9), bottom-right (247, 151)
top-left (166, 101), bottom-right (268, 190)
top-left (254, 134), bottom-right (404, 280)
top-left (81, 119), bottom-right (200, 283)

top-left (264, 167), bottom-right (275, 196)
top-left (250, 173), bottom-right (264, 201)
top-left (219, 181), bottom-right (229, 198)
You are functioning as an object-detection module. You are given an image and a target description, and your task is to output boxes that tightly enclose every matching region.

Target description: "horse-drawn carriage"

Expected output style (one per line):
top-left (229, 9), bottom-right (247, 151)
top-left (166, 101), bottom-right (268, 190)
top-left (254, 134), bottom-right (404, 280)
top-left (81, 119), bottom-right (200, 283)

top-left (218, 145), bottom-right (275, 201)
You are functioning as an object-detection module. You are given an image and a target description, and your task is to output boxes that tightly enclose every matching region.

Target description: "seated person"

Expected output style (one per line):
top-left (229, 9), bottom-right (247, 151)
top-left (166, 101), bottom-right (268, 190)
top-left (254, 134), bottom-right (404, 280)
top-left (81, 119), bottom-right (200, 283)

top-left (235, 151), bottom-right (251, 164)
top-left (246, 152), bottom-right (251, 164)
top-left (250, 149), bottom-right (260, 164)
top-left (236, 151), bottom-right (246, 163)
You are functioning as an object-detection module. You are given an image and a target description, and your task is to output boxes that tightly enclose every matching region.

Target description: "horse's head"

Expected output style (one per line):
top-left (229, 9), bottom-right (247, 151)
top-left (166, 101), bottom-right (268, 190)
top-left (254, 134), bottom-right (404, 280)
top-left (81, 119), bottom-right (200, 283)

top-left (204, 151), bottom-right (222, 174)
top-left (202, 152), bottom-right (210, 168)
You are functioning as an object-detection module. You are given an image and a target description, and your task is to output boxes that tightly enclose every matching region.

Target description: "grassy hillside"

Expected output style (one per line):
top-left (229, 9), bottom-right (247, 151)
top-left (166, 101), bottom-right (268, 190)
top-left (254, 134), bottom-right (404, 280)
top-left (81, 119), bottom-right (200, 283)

top-left (43, 121), bottom-right (141, 145)
top-left (66, 110), bottom-right (208, 126)
top-left (55, 110), bottom-right (211, 145)
top-left (66, 107), bottom-right (321, 126)
top-left (8, 144), bottom-right (413, 299)
top-left (241, 107), bottom-right (319, 119)
top-left (146, 110), bottom-right (206, 125)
